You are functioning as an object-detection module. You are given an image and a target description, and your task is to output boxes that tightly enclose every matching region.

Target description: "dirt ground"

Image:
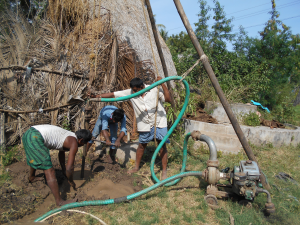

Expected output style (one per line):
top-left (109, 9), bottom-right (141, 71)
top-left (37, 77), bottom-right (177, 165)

top-left (183, 108), bottom-right (218, 124)
top-left (1, 149), bottom-right (143, 224)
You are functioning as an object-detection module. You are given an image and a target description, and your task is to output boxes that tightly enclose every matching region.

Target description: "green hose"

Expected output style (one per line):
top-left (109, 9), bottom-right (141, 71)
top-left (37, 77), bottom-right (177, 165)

top-left (35, 76), bottom-right (195, 222)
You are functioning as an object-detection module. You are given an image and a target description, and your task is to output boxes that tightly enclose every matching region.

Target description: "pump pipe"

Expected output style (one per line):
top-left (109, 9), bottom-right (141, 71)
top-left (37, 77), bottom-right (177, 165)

top-left (172, 0), bottom-right (270, 190)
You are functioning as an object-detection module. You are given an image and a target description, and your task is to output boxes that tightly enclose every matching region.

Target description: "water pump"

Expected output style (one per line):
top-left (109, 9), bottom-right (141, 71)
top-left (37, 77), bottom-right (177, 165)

top-left (191, 131), bottom-right (275, 214)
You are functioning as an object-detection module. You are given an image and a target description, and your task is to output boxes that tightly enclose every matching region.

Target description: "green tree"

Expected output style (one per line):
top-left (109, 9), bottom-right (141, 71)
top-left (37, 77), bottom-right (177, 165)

top-left (159, 28), bottom-right (168, 42)
top-left (194, 0), bottom-right (211, 43)
top-left (210, 0), bottom-right (235, 52)
top-left (247, 0), bottom-right (300, 108)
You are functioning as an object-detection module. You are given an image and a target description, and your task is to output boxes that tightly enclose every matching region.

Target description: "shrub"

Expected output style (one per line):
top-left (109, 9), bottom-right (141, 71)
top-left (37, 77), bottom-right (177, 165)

top-left (242, 112), bottom-right (260, 126)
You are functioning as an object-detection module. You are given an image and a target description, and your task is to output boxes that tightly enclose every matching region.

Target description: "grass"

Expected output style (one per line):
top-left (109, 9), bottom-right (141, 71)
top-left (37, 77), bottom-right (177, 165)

top-left (3, 137), bottom-right (300, 225)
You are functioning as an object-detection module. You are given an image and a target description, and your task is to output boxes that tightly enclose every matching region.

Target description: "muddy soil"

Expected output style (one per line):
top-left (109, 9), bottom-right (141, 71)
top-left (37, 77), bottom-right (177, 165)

top-left (183, 108), bottom-right (218, 124)
top-left (1, 151), bottom-right (143, 224)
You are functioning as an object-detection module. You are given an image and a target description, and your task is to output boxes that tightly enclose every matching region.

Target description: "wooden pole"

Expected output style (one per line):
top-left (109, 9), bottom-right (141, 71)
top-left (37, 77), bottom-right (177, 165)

top-left (0, 113), bottom-right (5, 153)
top-left (80, 102), bottom-right (90, 179)
top-left (144, 0), bottom-right (175, 108)
top-left (172, 0), bottom-right (270, 190)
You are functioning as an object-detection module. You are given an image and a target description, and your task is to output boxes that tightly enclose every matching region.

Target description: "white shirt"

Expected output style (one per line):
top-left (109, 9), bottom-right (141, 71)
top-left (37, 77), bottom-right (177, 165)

top-left (114, 85), bottom-right (167, 132)
top-left (32, 125), bottom-right (77, 150)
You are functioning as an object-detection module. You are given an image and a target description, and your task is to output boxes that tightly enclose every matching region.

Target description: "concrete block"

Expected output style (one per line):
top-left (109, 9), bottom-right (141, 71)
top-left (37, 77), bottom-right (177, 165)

top-left (184, 119), bottom-right (300, 154)
top-left (205, 101), bottom-right (257, 123)
top-left (115, 143), bottom-right (139, 165)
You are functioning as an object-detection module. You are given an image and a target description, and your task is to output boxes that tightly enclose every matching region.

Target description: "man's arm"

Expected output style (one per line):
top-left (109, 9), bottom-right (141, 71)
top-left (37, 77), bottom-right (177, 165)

top-left (58, 151), bottom-right (66, 176)
top-left (90, 92), bottom-right (115, 98)
top-left (115, 131), bottom-right (125, 148)
top-left (102, 129), bottom-right (111, 145)
top-left (156, 76), bottom-right (171, 103)
top-left (115, 114), bottom-right (127, 147)
top-left (63, 136), bottom-right (79, 189)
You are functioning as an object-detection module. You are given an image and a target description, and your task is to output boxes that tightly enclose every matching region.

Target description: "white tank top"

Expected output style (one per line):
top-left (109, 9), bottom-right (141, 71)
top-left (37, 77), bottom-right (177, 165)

top-left (32, 125), bottom-right (77, 150)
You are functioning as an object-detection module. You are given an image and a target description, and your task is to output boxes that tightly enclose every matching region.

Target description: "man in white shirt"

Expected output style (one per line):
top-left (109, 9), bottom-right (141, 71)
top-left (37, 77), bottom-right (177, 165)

top-left (22, 125), bottom-right (92, 206)
top-left (90, 76), bottom-right (171, 180)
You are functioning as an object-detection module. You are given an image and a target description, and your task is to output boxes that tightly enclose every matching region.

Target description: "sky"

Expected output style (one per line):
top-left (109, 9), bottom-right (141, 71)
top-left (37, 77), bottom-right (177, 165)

top-left (150, 0), bottom-right (300, 50)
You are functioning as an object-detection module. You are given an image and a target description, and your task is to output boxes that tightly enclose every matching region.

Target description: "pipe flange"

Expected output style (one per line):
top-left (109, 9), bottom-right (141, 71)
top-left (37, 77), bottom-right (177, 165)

top-left (207, 160), bottom-right (219, 168)
top-left (265, 203), bottom-right (275, 214)
top-left (191, 130), bottom-right (201, 141)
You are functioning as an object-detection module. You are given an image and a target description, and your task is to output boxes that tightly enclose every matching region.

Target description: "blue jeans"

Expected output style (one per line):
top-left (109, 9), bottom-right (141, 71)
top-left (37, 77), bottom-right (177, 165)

top-left (90, 115), bottom-right (118, 149)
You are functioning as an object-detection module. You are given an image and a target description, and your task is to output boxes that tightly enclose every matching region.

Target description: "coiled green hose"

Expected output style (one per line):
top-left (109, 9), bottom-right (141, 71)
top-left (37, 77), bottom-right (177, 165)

top-left (35, 76), bottom-right (199, 222)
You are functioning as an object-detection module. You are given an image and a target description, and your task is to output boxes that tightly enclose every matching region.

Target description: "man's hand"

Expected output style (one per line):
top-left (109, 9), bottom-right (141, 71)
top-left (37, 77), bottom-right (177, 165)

top-left (156, 76), bottom-right (162, 82)
top-left (106, 140), bottom-right (112, 146)
top-left (68, 180), bottom-right (77, 191)
top-left (115, 139), bottom-right (121, 148)
top-left (89, 93), bottom-right (97, 98)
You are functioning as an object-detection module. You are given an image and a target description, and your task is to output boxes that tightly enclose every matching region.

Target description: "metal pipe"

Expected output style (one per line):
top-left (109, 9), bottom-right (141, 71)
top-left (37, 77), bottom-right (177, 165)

top-left (200, 134), bottom-right (217, 161)
top-left (256, 188), bottom-right (272, 203)
top-left (144, 0), bottom-right (175, 108)
top-left (172, 0), bottom-right (270, 190)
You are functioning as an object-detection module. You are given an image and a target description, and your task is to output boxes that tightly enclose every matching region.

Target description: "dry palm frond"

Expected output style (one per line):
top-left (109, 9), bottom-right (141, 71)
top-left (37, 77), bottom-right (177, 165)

top-left (0, 2), bottom-right (159, 145)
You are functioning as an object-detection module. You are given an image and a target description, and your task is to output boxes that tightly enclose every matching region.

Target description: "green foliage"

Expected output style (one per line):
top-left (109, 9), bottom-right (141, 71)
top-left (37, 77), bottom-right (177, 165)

top-left (167, 0), bottom-right (300, 128)
top-left (159, 28), bottom-right (168, 42)
top-left (1, 146), bottom-right (20, 166)
top-left (242, 112), bottom-right (260, 127)
top-left (164, 83), bottom-right (198, 124)
top-left (61, 115), bottom-right (71, 131)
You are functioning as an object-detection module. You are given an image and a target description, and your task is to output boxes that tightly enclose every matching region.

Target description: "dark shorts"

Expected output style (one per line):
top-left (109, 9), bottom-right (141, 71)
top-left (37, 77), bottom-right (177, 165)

top-left (139, 127), bottom-right (170, 144)
top-left (22, 127), bottom-right (53, 170)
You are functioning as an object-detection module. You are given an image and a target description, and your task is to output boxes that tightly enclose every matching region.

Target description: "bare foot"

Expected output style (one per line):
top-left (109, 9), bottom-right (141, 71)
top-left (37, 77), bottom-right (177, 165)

top-left (127, 168), bottom-right (139, 175)
top-left (58, 197), bottom-right (78, 206)
top-left (28, 176), bottom-right (44, 183)
top-left (161, 170), bottom-right (167, 180)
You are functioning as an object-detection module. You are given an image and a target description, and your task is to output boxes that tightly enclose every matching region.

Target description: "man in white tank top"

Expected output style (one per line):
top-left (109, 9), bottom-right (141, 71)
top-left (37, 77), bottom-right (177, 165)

top-left (22, 125), bottom-right (92, 206)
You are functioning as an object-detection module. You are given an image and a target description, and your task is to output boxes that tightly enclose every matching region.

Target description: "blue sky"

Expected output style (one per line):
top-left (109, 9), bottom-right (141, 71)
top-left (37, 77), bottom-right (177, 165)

top-left (151, 0), bottom-right (300, 50)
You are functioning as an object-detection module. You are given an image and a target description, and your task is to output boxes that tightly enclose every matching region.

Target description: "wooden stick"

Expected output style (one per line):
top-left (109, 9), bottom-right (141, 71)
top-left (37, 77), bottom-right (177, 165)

top-left (0, 102), bottom-right (80, 114)
top-left (0, 65), bottom-right (88, 79)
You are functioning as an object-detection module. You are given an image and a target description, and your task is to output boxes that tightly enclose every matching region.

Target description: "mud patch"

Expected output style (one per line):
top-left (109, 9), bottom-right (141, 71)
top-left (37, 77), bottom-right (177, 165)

top-left (183, 108), bottom-right (218, 124)
top-left (2, 152), bottom-right (143, 224)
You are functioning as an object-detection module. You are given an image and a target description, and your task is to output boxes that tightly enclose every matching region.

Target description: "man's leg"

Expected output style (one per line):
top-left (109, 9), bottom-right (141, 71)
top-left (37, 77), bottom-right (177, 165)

top-left (28, 167), bottom-right (44, 183)
top-left (108, 123), bottom-right (118, 163)
top-left (44, 167), bottom-right (77, 206)
top-left (127, 143), bottom-right (147, 174)
top-left (158, 141), bottom-right (168, 180)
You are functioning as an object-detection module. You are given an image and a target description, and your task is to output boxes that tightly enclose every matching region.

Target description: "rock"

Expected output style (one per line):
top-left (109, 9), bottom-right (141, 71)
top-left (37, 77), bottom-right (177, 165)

top-left (25, 195), bottom-right (36, 203)
top-left (39, 186), bottom-right (50, 199)
top-left (94, 150), bottom-right (103, 157)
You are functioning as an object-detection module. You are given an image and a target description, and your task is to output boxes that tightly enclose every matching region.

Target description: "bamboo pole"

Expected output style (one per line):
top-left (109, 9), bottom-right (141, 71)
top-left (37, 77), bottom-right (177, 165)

top-left (144, 0), bottom-right (175, 108)
top-left (0, 113), bottom-right (5, 153)
top-left (172, 0), bottom-right (270, 190)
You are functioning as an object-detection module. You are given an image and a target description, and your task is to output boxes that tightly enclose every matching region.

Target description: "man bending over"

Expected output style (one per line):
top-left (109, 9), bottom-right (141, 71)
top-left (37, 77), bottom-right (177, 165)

top-left (22, 124), bottom-right (92, 206)
top-left (90, 76), bottom-right (171, 180)
top-left (85, 106), bottom-right (127, 163)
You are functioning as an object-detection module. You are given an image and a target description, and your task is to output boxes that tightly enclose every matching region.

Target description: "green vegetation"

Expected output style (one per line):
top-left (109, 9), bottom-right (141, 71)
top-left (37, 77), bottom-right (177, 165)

top-left (1, 146), bottom-right (21, 166)
top-left (242, 112), bottom-right (261, 127)
top-left (166, 0), bottom-right (300, 125)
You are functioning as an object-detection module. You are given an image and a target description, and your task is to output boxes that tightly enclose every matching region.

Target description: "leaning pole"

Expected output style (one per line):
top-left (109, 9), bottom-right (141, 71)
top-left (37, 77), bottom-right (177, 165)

top-left (172, 0), bottom-right (270, 190)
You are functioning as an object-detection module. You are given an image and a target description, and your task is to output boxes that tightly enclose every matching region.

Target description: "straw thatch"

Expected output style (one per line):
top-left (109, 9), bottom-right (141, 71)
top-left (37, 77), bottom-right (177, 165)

top-left (0, 0), bottom-right (177, 146)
